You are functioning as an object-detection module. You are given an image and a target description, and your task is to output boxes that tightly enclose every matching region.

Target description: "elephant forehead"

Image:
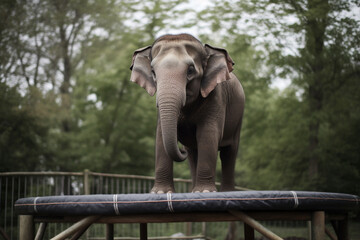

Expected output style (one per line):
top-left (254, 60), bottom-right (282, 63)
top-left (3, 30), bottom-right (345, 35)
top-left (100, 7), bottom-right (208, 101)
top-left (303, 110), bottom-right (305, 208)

top-left (158, 54), bottom-right (182, 68)
top-left (152, 48), bottom-right (194, 69)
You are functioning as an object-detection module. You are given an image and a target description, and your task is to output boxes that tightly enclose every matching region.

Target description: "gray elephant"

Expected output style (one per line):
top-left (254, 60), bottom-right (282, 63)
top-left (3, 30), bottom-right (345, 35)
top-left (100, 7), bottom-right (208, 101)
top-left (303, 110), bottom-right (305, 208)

top-left (130, 34), bottom-right (245, 193)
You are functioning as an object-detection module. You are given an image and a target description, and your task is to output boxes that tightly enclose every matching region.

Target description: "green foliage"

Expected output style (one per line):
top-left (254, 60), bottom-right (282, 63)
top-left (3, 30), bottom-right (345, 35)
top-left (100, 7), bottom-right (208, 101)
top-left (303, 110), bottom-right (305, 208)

top-left (0, 0), bottom-right (193, 176)
top-left (205, 0), bottom-right (360, 194)
top-left (0, 83), bottom-right (50, 171)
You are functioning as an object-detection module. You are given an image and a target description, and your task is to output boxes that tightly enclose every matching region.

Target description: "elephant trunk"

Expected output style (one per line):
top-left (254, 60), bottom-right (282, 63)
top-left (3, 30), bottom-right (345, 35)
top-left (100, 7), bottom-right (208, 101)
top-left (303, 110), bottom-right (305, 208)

top-left (157, 81), bottom-right (188, 162)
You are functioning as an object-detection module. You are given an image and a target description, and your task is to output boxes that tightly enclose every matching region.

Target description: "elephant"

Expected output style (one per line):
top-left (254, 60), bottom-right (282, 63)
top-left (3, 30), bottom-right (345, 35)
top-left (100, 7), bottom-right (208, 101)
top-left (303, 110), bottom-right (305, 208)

top-left (130, 34), bottom-right (245, 193)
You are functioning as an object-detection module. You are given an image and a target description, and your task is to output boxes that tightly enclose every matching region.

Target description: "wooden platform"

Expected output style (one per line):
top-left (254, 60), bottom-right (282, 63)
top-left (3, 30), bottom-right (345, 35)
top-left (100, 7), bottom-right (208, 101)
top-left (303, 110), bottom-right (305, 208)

top-left (16, 191), bottom-right (358, 239)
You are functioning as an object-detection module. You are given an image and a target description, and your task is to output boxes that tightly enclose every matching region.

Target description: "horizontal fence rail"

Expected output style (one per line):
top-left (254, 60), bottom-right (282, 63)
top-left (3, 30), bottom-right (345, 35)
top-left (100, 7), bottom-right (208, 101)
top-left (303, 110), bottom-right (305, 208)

top-left (0, 171), bottom-right (249, 240)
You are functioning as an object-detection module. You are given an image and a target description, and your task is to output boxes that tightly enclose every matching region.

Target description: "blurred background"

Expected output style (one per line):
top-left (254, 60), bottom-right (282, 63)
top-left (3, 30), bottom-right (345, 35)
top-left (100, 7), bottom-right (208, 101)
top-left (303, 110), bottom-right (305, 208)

top-left (1, 0), bottom-right (360, 196)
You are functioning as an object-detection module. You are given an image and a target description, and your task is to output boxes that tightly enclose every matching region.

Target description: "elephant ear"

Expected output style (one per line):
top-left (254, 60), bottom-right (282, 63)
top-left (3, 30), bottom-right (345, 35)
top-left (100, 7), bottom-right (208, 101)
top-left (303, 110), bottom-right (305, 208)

top-left (130, 46), bottom-right (156, 96)
top-left (201, 44), bottom-right (234, 98)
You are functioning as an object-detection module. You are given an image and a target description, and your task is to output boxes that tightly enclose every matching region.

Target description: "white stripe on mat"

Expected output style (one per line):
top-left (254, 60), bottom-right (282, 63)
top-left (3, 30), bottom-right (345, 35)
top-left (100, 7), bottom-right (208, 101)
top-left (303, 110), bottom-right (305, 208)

top-left (113, 194), bottom-right (120, 215)
top-left (34, 197), bottom-right (39, 213)
top-left (290, 191), bottom-right (299, 209)
top-left (167, 192), bottom-right (175, 213)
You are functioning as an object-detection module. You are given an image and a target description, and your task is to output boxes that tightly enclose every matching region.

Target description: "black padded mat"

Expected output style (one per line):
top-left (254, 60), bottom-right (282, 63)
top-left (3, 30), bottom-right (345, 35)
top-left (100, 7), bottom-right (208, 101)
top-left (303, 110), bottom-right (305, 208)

top-left (15, 191), bottom-right (359, 216)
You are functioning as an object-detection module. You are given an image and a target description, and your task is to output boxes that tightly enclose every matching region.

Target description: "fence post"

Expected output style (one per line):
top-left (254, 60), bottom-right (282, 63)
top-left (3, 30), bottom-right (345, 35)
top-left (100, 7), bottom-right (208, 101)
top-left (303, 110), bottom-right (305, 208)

top-left (337, 218), bottom-right (349, 240)
top-left (84, 169), bottom-right (90, 195)
top-left (202, 222), bottom-right (206, 237)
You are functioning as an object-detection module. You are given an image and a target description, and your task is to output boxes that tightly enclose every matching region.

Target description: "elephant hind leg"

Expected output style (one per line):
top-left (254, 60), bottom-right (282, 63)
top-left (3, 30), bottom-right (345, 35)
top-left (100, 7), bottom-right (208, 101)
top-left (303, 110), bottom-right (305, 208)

top-left (219, 144), bottom-right (239, 191)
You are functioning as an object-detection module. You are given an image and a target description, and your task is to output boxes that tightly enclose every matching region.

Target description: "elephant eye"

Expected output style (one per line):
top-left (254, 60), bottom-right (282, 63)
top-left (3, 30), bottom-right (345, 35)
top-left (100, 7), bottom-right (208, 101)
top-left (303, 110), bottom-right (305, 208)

top-left (187, 65), bottom-right (195, 77)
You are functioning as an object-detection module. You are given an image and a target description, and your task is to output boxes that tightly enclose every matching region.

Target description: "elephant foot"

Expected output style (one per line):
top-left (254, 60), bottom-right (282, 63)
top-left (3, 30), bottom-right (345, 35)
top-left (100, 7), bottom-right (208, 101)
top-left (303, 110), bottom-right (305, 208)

top-left (192, 184), bottom-right (217, 193)
top-left (193, 189), bottom-right (217, 193)
top-left (150, 185), bottom-right (175, 194)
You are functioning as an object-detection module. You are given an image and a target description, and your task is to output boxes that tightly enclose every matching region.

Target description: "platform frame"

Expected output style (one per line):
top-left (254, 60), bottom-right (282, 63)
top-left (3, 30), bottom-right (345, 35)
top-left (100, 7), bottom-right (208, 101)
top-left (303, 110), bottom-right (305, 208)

top-left (19, 210), bottom-right (349, 240)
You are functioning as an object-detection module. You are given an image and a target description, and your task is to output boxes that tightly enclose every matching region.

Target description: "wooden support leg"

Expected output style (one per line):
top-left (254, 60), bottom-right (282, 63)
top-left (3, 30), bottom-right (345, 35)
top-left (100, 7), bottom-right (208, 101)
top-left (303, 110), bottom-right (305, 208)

top-left (19, 215), bottom-right (34, 240)
top-left (311, 211), bottom-right (325, 240)
top-left (325, 227), bottom-right (338, 240)
top-left (229, 210), bottom-right (283, 240)
top-left (50, 216), bottom-right (99, 240)
top-left (35, 223), bottom-right (47, 240)
top-left (69, 221), bottom-right (93, 240)
top-left (140, 223), bottom-right (148, 240)
top-left (106, 224), bottom-right (114, 240)
top-left (244, 223), bottom-right (254, 240)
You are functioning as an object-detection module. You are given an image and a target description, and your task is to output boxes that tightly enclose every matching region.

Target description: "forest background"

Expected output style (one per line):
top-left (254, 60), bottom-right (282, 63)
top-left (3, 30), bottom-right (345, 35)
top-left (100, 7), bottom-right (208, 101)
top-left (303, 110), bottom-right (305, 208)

top-left (1, 0), bottom-right (359, 195)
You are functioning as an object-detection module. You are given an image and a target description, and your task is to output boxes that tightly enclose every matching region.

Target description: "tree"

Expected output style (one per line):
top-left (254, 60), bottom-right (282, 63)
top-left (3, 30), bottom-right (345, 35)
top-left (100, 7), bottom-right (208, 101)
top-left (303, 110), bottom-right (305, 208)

top-left (269, 0), bottom-right (360, 192)
top-left (202, 0), bottom-right (360, 194)
top-left (0, 0), bottom-right (193, 174)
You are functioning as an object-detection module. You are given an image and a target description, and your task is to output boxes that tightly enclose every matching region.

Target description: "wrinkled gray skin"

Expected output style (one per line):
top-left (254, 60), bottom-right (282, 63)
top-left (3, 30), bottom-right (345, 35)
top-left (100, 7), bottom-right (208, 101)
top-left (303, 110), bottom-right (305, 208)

top-left (130, 34), bottom-right (245, 193)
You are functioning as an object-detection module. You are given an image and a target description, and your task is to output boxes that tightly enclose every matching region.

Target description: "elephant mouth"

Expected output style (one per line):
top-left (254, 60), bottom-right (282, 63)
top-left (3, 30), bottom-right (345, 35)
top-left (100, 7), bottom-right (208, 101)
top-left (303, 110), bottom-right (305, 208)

top-left (186, 91), bottom-right (198, 103)
top-left (186, 89), bottom-right (196, 98)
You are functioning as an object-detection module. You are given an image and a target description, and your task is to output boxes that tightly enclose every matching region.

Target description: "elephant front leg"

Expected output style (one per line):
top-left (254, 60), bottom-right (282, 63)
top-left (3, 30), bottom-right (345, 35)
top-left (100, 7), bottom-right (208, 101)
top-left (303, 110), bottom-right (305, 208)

top-left (151, 122), bottom-right (175, 194)
top-left (192, 127), bottom-right (219, 193)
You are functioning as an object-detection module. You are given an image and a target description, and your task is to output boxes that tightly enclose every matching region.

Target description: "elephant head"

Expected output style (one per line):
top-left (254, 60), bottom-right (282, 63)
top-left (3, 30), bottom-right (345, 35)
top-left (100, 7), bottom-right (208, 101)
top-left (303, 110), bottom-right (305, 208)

top-left (130, 34), bottom-right (234, 162)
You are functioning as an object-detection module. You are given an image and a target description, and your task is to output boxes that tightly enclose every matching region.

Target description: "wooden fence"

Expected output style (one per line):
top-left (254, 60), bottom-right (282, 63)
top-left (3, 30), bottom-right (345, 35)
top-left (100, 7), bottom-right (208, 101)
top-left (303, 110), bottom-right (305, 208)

top-left (0, 171), bottom-right (240, 240)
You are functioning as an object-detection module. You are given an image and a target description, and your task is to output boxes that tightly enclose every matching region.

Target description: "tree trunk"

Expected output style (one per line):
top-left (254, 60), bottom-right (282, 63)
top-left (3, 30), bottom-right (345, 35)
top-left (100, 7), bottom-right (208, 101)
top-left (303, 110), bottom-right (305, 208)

top-left (305, 0), bottom-right (330, 186)
top-left (58, 15), bottom-right (72, 132)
